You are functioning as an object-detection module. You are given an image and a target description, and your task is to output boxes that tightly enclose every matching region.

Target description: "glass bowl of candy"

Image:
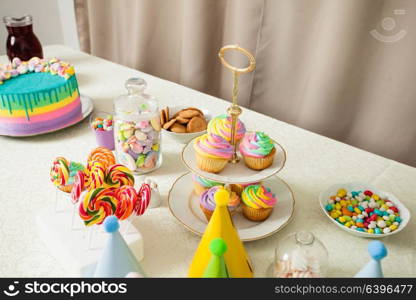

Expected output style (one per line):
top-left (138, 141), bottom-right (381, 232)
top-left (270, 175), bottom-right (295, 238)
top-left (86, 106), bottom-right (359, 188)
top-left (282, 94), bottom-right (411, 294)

top-left (319, 182), bottom-right (410, 238)
top-left (161, 106), bottom-right (211, 144)
top-left (273, 231), bottom-right (328, 278)
top-left (90, 111), bottom-right (115, 150)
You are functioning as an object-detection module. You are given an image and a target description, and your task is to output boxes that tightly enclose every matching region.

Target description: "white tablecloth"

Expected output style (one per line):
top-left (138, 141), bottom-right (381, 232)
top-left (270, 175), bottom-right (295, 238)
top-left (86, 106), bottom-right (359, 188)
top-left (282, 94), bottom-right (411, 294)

top-left (0, 45), bottom-right (415, 277)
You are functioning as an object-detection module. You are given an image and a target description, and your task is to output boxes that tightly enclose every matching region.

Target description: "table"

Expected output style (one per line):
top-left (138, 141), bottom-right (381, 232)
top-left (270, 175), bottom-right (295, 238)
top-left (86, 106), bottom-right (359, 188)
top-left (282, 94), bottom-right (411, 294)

top-left (0, 45), bottom-right (415, 277)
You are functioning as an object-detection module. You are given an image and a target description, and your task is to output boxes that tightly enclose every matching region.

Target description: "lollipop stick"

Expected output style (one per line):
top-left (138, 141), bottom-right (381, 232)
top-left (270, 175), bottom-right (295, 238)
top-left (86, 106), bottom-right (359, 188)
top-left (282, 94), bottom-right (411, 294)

top-left (54, 189), bottom-right (70, 213)
top-left (70, 204), bottom-right (83, 231)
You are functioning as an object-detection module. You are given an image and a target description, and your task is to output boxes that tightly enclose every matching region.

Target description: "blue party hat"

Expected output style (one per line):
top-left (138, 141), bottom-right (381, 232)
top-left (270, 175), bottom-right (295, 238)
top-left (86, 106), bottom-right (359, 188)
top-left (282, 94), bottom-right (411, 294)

top-left (355, 241), bottom-right (387, 278)
top-left (93, 216), bottom-right (146, 277)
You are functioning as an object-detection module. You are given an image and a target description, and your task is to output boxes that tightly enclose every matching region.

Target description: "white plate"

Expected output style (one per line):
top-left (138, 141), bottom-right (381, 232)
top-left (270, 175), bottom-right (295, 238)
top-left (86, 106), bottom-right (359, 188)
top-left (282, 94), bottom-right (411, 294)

top-left (319, 182), bottom-right (410, 238)
top-left (168, 172), bottom-right (295, 241)
top-left (181, 137), bottom-right (286, 184)
top-left (1, 94), bottom-right (93, 137)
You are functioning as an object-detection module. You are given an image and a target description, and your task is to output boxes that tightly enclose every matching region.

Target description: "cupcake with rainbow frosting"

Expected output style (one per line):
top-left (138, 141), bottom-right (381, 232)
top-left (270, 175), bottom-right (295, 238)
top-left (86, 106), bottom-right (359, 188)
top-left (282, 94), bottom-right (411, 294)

top-left (239, 131), bottom-right (276, 170)
top-left (192, 174), bottom-right (224, 196)
top-left (241, 184), bottom-right (277, 221)
top-left (230, 182), bottom-right (261, 196)
top-left (207, 114), bottom-right (246, 143)
top-left (193, 133), bottom-right (233, 173)
top-left (199, 186), bottom-right (240, 221)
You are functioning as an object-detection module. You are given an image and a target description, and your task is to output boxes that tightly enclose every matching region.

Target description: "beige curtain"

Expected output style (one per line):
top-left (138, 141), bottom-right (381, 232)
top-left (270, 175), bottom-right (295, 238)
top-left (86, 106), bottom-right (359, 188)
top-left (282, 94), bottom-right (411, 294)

top-left (75, 0), bottom-right (416, 167)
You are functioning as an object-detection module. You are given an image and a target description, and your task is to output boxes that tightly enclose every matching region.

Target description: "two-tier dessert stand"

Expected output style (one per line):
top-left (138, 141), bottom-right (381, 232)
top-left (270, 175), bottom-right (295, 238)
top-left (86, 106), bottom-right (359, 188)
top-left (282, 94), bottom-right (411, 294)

top-left (168, 45), bottom-right (295, 241)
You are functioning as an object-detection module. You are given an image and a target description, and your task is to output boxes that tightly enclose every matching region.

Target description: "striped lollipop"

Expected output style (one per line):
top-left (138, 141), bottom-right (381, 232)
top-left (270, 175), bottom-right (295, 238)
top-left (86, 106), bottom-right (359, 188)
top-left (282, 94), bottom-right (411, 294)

top-left (105, 164), bottom-right (135, 188)
top-left (70, 170), bottom-right (86, 204)
top-left (50, 157), bottom-right (71, 192)
top-left (79, 187), bottom-right (118, 226)
top-left (85, 160), bottom-right (106, 190)
top-left (115, 185), bottom-right (137, 220)
top-left (87, 147), bottom-right (116, 170)
top-left (134, 183), bottom-right (151, 216)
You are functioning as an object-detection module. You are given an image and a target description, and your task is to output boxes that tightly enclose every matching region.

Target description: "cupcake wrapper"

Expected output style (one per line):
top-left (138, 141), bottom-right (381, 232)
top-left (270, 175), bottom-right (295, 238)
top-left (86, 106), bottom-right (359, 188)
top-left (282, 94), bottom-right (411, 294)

top-left (242, 147), bottom-right (276, 170)
top-left (196, 153), bottom-right (228, 173)
top-left (58, 184), bottom-right (73, 193)
top-left (230, 184), bottom-right (244, 196)
top-left (200, 204), bottom-right (214, 222)
top-left (242, 204), bottom-right (273, 221)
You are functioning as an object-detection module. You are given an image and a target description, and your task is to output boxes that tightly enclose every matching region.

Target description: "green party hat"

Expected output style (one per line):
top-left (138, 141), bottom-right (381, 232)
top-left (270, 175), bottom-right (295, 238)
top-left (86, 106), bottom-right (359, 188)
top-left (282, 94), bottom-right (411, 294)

top-left (202, 238), bottom-right (229, 278)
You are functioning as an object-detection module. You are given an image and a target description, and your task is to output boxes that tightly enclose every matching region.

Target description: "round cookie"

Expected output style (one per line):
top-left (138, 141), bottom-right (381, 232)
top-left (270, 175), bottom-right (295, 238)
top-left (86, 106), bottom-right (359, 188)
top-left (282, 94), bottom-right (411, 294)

top-left (187, 116), bottom-right (207, 133)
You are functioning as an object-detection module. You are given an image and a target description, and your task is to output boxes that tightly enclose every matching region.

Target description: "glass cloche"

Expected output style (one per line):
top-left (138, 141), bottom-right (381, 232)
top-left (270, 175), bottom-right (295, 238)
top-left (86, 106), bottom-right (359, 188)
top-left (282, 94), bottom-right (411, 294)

top-left (273, 231), bottom-right (329, 278)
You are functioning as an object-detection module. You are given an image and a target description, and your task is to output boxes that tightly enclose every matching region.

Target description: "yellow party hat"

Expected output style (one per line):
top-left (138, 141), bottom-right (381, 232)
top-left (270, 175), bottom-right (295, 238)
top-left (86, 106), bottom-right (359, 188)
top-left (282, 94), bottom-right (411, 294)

top-left (188, 187), bottom-right (253, 277)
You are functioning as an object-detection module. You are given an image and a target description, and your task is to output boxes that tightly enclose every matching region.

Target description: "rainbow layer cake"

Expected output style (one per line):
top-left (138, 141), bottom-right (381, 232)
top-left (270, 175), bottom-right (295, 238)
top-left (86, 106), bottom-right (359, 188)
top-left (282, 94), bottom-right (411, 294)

top-left (0, 57), bottom-right (82, 136)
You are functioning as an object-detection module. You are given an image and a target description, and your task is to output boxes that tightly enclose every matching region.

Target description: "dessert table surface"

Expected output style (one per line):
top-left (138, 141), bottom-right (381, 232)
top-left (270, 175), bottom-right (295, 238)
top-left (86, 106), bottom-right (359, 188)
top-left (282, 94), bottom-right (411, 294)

top-left (0, 45), bottom-right (415, 277)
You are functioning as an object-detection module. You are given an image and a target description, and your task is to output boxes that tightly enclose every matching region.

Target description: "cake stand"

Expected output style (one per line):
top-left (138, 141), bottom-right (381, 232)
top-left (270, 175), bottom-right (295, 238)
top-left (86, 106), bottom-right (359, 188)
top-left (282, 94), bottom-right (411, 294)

top-left (168, 45), bottom-right (295, 241)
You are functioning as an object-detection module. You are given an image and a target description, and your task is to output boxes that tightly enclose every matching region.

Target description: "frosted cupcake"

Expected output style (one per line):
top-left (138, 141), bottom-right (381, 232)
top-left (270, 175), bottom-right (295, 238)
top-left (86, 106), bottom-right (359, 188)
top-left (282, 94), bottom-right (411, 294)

top-left (241, 184), bottom-right (277, 221)
top-left (193, 133), bottom-right (233, 173)
top-left (239, 131), bottom-right (276, 170)
top-left (199, 186), bottom-right (240, 221)
top-left (207, 114), bottom-right (246, 143)
top-left (192, 174), bottom-right (224, 196)
top-left (230, 182), bottom-right (261, 196)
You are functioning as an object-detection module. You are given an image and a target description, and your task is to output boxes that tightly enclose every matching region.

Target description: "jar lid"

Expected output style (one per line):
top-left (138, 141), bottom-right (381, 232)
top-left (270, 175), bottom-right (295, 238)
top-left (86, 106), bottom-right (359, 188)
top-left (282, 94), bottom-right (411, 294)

top-left (3, 15), bottom-right (33, 27)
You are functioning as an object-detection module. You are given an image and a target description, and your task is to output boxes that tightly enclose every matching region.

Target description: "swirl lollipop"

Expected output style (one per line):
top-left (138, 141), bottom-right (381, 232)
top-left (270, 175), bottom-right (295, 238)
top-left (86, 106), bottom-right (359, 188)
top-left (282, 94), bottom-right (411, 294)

top-left (79, 187), bottom-right (118, 226)
top-left (134, 183), bottom-right (151, 216)
top-left (115, 185), bottom-right (137, 220)
top-left (87, 147), bottom-right (116, 170)
top-left (50, 157), bottom-right (71, 192)
top-left (105, 164), bottom-right (135, 188)
top-left (70, 170), bottom-right (86, 204)
top-left (85, 160), bottom-right (106, 190)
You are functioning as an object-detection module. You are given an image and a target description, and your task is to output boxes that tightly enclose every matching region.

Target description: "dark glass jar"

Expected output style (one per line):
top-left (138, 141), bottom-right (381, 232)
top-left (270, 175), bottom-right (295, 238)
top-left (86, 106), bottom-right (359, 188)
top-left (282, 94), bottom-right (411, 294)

top-left (3, 15), bottom-right (43, 61)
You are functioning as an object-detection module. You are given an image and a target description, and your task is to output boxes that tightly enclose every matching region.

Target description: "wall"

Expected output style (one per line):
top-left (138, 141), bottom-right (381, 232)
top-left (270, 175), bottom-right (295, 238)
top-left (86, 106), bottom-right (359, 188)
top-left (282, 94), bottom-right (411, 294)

top-left (0, 0), bottom-right (79, 55)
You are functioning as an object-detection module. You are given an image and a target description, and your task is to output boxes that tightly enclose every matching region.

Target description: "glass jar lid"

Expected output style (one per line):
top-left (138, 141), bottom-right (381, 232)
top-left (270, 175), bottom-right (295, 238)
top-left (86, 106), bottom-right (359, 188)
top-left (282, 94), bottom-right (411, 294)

top-left (114, 77), bottom-right (158, 122)
top-left (3, 15), bottom-right (33, 27)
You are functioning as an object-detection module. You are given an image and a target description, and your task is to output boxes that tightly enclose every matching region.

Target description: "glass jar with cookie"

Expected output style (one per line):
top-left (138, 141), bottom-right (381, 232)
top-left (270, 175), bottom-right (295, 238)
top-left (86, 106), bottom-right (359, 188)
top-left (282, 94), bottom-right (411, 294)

top-left (113, 77), bottom-right (162, 174)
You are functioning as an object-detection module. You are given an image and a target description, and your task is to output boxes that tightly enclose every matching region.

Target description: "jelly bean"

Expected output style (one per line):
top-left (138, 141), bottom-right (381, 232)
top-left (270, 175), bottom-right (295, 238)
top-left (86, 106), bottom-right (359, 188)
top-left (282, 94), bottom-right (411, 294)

top-left (344, 216), bottom-right (352, 221)
top-left (342, 207), bottom-right (353, 216)
top-left (381, 204), bottom-right (389, 210)
top-left (351, 191), bottom-right (359, 197)
top-left (351, 225), bottom-right (357, 230)
top-left (385, 221), bottom-right (392, 227)
top-left (395, 216), bottom-right (401, 223)
top-left (382, 215), bottom-right (389, 221)
top-left (364, 190), bottom-right (373, 197)
top-left (344, 222), bottom-right (352, 228)
top-left (365, 208), bottom-right (373, 213)
top-left (383, 228), bottom-right (391, 234)
top-left (356, 228), bottom-right (365, 232)
top-left (389, 224), bottom-right (398, 231)
top-left (390, 206), bottom-right (398, 213)
top-left (363, 222), bottom-right (369, 228)
top-left (374, 209), bottom-right (382, 216)
top-left (337, 188), bottom-right (347, 197)
top-left (368, 223), bottom-right (376, 229)
top-left (372, 194), bottom-right (379, 201)
top-left (339, 216), bottom-right (346, 223)
top-left (367, 229), bottom-right (374, 234)
top-left (356, 219), bottom-right (364, 224)
top-left (340, 200), bottom-right (347, 207)
top-left (325, 204), bottom-right (333, 211)
top-left (354, 207), bottom-right (362, 214)
top-left (335, 203), bottom-right (341, 210)
top-left (393, 222), bottom-right (399, 226)
top-left (377, 220), bottom-right (386, 228)
top-left (374, 228), bottom-right (382, 234)
top-left (351, 200), bottom-right (358, 206)
top-left (347, 205), bottom-right (354, 212)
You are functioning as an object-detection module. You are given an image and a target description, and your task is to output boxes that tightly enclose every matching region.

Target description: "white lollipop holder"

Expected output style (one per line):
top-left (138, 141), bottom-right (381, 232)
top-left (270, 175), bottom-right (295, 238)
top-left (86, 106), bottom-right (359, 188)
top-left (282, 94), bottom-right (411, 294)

top-left (36, 188), bottom-right (144, 277)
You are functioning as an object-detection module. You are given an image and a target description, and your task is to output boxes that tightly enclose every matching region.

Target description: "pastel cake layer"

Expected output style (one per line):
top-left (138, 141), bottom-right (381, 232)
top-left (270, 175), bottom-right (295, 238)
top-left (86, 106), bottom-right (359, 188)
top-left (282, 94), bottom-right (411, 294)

top-left (0, 70), bottom-right (82, 136)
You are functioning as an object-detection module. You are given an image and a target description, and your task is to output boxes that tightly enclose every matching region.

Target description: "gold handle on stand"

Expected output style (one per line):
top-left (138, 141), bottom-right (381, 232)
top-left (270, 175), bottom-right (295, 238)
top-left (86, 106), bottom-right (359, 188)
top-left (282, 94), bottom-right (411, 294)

top-left (218, 45), bottom-right (256, 163)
